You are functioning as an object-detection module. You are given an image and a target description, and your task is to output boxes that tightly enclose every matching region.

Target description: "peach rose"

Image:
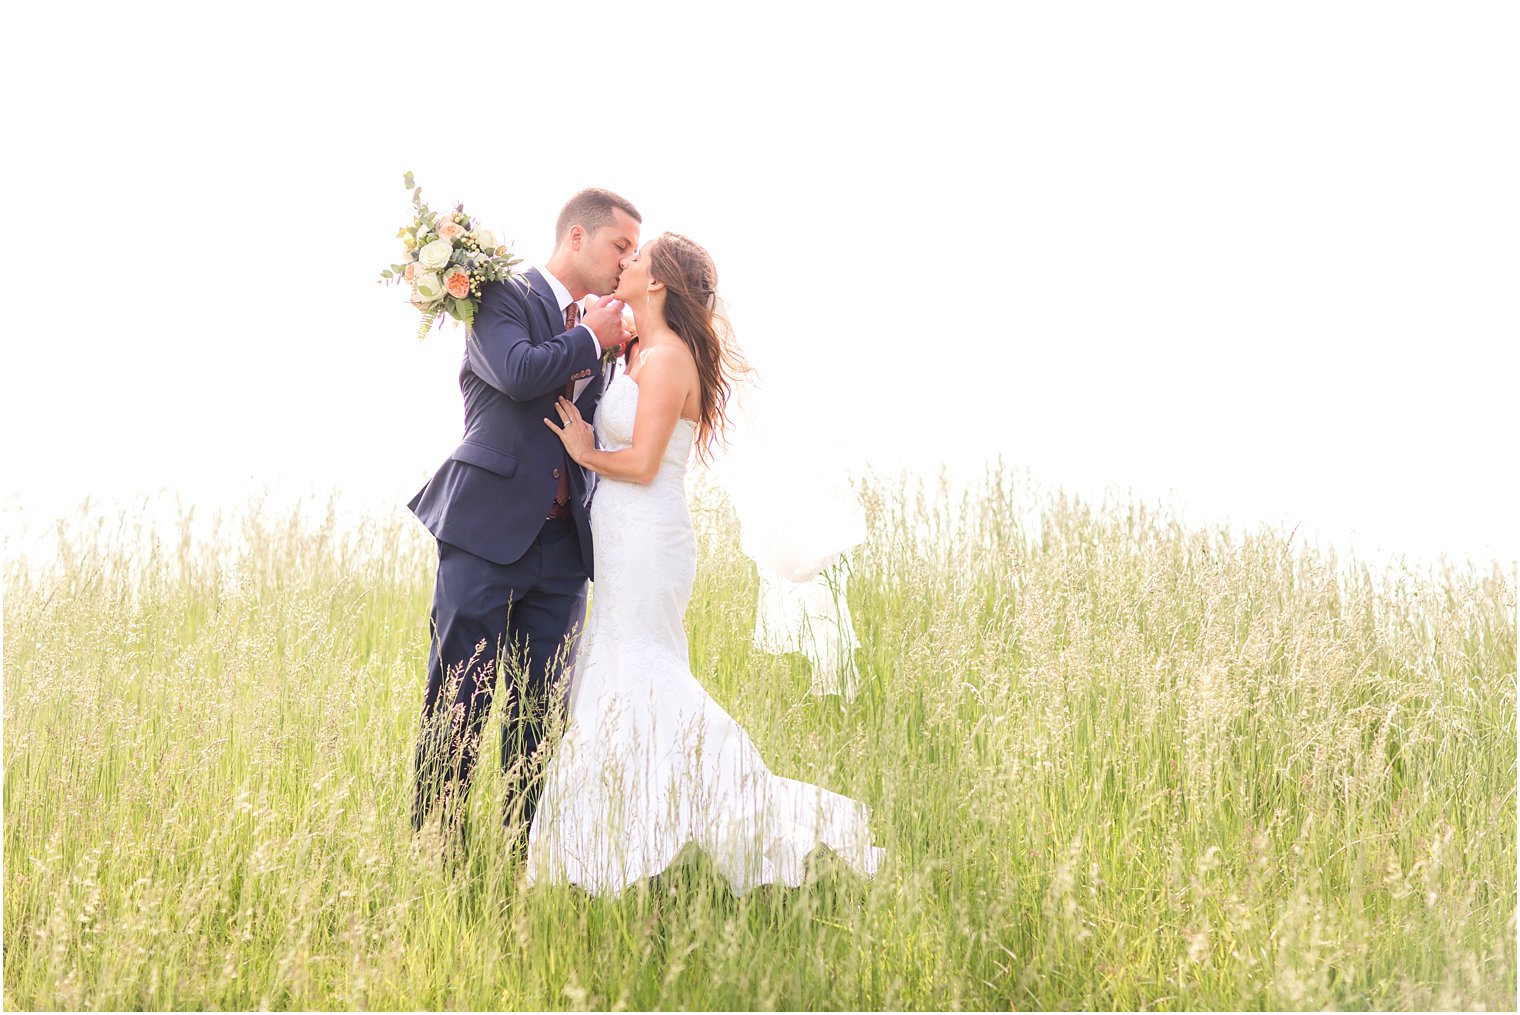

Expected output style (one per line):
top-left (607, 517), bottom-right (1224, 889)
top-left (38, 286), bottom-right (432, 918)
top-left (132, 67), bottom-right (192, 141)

top-left (437, 221), bottom-right (465, 241)
top-left (403, 262), bottom-right (417, 282)
top-left (444, 268), bottom-right (471, 299)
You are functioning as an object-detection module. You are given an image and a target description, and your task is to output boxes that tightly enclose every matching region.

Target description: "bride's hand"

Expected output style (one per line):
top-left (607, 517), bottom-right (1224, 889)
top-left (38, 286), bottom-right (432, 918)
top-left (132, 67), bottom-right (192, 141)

top-left (544, 397), bottom-right (594, 463)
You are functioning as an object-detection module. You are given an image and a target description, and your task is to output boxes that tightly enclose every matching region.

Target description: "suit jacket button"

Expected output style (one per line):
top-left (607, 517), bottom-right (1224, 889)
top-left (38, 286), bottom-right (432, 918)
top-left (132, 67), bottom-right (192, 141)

top-left (553, 468), bottom-right (561, 479)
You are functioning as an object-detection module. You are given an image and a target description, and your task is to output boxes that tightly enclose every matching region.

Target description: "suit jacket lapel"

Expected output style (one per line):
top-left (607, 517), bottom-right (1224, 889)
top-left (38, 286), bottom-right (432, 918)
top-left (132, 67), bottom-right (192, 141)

top-left (525, 268), bottom-right (564, 339)
top-left (527, 267), bottom-right (602, 407)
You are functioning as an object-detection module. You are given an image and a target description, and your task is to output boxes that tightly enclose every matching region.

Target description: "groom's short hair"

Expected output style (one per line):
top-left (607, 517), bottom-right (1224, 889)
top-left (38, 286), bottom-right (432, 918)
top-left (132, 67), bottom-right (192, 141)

top-left (556, 188), bottom-right (641, 243)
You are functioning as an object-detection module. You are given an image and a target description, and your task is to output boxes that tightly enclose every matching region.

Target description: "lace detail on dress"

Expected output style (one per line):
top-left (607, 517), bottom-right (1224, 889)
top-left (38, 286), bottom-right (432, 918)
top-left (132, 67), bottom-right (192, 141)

top-left (593, 371), bottom-right (697, 467)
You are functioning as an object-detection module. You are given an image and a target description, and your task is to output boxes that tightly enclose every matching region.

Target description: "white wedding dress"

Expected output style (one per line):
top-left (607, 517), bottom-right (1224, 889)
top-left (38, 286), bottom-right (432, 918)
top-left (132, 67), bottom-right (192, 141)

top-left (524, 372), bottom-right (886, 897)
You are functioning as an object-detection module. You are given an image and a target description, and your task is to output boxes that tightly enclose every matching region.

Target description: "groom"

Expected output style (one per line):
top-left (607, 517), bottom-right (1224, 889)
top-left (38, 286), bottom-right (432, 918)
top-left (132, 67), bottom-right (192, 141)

top-left (408, 187), bottom-right (641, 851)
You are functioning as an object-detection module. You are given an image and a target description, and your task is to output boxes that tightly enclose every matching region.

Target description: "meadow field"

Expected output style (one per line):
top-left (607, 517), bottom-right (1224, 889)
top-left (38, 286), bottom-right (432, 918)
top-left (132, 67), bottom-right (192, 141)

top-left (3, 470), bottom-right (1515, 1010)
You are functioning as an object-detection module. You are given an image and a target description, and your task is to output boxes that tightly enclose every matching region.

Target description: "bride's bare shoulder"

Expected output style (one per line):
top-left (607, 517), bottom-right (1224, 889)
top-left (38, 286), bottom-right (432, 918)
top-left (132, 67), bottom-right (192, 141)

top-left (635, 340), bottom-right (698, 379)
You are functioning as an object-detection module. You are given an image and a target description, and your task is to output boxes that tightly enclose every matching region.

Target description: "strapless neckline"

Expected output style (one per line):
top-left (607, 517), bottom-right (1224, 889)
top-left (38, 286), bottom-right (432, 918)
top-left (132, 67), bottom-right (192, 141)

top-left (615, 372), bottom-right (698, 427)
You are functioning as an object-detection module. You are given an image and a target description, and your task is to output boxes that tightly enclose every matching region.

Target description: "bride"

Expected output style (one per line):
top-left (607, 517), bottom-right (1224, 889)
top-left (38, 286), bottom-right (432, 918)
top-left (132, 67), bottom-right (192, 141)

top-left (529, 232), bottom-right (886, 896)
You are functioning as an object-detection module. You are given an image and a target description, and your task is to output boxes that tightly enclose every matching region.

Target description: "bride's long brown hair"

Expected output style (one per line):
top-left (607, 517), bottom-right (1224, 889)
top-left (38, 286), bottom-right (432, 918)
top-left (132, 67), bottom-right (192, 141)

top-left (647, 232), bottom-right (749, 462)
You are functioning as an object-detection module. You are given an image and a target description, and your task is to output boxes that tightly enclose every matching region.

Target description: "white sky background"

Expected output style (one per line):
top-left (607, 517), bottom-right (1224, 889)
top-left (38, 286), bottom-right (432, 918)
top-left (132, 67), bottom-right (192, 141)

top-left (2, 1), bottom-right (1516, 570)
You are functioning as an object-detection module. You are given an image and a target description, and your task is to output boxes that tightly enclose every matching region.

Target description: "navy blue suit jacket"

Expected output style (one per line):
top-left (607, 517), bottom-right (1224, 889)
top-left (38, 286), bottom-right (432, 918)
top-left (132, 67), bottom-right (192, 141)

top-left (409, 268), bottom-right (604, 576)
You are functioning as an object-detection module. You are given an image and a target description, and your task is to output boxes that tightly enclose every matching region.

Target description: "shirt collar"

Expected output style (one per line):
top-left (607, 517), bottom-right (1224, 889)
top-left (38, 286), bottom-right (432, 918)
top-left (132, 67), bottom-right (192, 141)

top-left (536, 266), bottom-right (574, 313)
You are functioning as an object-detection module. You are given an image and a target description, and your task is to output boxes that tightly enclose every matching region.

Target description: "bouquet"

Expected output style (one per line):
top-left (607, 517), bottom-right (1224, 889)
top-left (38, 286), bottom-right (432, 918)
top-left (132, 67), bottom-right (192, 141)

top-left (380, 172), bottom-right (524, 340)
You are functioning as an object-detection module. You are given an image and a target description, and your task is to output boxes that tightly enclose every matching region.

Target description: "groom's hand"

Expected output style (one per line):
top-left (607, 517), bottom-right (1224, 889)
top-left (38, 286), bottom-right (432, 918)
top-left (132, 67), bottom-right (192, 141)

top-left (581, 296), bottom-right (632, 350)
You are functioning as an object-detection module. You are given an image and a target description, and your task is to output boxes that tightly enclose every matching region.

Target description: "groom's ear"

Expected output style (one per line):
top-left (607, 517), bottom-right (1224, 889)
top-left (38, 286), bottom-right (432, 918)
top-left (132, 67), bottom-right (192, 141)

top-left (567, 224), bottom-right (584, 250)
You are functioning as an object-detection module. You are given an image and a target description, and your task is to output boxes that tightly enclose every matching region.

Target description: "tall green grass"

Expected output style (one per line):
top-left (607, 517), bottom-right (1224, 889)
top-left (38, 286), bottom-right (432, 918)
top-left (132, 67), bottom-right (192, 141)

top-left (4, 470), bottom-right (1515, 1010)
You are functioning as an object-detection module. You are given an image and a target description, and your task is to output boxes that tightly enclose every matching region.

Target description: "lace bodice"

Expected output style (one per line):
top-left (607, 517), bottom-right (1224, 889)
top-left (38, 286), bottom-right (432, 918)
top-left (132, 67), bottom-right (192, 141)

top-left (594, 372), bottom-right (696, 473)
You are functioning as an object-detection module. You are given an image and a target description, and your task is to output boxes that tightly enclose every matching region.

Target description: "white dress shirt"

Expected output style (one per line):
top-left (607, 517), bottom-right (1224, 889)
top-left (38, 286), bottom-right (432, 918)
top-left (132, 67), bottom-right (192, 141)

top-left (536, 266), bottom-right (600, 401)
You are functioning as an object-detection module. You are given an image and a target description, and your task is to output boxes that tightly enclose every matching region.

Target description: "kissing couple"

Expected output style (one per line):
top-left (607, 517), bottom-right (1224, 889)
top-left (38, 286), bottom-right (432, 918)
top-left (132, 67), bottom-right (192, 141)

top-left (406, 187), bottom-right (885, 896)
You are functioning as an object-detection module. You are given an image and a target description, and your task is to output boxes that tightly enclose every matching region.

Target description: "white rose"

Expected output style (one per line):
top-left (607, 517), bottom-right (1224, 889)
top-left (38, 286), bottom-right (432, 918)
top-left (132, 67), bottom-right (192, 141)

top-left (474, 228), bottom-right (497, 251)
top-left (418, 238), bottom-right (453, 271)
top-left (414, 272), bottom-right (445, 302)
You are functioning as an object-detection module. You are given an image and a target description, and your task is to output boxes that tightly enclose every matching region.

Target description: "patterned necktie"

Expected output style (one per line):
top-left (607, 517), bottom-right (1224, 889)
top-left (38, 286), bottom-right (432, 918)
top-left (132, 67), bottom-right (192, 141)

top-left (548, 302), bottom-right (580, 519)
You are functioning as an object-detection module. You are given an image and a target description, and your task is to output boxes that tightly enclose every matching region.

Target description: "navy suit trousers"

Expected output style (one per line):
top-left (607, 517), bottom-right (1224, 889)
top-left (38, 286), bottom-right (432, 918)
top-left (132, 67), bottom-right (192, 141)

top-left (412, 516), bottom-right (588, 838)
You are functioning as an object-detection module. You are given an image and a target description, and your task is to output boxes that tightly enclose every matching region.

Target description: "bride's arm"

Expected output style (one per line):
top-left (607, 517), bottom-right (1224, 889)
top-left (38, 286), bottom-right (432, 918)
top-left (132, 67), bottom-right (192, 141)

top-left (545, 347), bottom-right (694, 485)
